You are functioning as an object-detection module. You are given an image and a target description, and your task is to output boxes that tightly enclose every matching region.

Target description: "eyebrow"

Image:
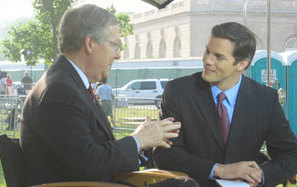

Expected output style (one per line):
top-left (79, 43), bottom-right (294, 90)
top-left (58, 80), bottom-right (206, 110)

top-left (206, 45), bottom-right (227, 60)
top-left (214, 53), bottom-right (227, 60)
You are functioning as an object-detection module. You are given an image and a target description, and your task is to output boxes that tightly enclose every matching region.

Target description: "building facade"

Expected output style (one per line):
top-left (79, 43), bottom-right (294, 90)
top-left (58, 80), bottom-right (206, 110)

top-left (122, 0), bottom-right (297, 60)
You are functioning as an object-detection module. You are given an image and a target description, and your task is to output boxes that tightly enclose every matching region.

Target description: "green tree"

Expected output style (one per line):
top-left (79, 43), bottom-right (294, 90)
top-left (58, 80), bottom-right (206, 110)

top-left (106, 5), bottom-right (134, 38)
top-left (2, 2), bottom-right (133, 66)
top-left (2, 0), bottom-right (77, 65)
top-left (33, 0), bottom-right (77, 63)
top-left (1, 20), bottom-right (49, 65)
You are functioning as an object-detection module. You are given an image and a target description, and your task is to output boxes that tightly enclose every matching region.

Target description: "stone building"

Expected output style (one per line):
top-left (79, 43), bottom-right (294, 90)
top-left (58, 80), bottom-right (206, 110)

top-left (122, 0), bottom-right (297, 60)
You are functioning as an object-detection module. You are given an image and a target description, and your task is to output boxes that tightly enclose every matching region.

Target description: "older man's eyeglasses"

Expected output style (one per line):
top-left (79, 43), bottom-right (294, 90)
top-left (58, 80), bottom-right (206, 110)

top-left (108, 40), bottom-right (122, 52)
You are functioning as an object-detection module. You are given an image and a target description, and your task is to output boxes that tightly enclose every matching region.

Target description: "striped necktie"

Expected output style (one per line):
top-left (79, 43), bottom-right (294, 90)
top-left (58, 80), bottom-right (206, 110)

top-left (217, 92), bottom-right (230, 144)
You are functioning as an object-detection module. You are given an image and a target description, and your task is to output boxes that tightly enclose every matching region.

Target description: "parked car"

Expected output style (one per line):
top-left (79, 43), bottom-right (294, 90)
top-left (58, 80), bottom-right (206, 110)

top-left (113, 79), bottom-right (169, 109)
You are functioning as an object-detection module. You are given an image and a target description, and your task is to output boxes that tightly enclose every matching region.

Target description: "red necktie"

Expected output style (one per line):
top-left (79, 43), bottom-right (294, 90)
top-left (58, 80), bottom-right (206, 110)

top-left (217, 92), bottom-right (230, 144)
top-left (88, 84), bottom-right (95, 100)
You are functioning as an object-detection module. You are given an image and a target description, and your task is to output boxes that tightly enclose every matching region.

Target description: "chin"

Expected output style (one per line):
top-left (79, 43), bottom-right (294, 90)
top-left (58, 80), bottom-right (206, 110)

top-left (202, 74), bottom-right (215, 84)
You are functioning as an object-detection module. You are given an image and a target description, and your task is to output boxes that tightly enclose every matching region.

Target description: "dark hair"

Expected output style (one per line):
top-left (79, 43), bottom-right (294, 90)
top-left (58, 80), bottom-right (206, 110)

top-left (101, 77), bottom-right (107, 84)
top-left (59, 4), bottom-right (118, 53)
top-left (211, 22), bottom-right (256, 69)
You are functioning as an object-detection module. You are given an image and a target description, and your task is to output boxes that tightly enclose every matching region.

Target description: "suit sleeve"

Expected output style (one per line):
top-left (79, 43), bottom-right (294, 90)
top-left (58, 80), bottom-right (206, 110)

top-left (153, 81), bottom-right (216, 185)
top-left (261, 90), bottom-right (297, 187)
top-left (35, 83), bottom-right (139, 180)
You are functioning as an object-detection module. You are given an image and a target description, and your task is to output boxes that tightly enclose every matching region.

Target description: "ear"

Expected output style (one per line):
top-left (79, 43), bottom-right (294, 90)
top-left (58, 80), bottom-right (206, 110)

top-left (84, 36), bottom-right (94, 54)
top-left (237, 60), bottom-right (249, 71)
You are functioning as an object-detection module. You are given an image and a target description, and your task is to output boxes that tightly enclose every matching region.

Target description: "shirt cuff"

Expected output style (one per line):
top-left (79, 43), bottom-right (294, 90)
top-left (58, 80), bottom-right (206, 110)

top-left (131, 136), bottom-right (140, 153)
top-left (209, 163), bottom-right (218, 179)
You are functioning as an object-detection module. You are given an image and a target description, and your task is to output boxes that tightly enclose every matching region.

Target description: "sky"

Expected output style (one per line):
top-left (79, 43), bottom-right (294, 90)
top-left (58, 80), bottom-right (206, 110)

top-left (0, 0), bottom-right (162, 24)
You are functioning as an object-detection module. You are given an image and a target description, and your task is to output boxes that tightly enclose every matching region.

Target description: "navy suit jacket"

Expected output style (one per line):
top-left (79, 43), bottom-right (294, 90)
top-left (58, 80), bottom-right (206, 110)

top-left (20, 56), bottom-right (139, 186)
top-left (153, 72), bottom-right (297, 187)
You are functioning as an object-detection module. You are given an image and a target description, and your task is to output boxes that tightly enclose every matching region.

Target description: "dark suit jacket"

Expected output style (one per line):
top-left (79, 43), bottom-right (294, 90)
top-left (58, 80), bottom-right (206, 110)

top-left (20, 56), bottom-right (139, 186)
top-left (153, 72), bottom-right (297, 187)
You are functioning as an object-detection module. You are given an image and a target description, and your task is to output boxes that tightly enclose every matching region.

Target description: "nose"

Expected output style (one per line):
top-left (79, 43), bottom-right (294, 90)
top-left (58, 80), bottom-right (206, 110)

top-left (203, 53), bottom-right (213, 66)
top-left (114, 50), bottom-right (121, 60)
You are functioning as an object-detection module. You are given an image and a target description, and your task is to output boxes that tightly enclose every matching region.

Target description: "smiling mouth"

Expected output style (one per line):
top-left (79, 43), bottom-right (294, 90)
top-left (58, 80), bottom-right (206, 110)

top-left (204, 68), bottom-right (215, 73)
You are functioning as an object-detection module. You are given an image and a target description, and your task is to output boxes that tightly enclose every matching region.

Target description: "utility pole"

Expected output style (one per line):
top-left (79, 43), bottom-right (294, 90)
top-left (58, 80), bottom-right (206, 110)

top-left (267, 0), bottom-right (271, 87)
top-left (243, 0), bottom-right (248, 76)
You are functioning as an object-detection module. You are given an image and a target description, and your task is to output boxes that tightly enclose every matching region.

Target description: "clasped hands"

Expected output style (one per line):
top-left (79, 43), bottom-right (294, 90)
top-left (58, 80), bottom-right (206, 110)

top-left (132, 117), bottom-right (180, 151)
top-left (214, 161), bottom-right (263, 187)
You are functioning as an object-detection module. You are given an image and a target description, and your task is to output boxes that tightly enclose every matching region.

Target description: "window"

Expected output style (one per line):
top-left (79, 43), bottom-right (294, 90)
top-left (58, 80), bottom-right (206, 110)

top-left (128, 82), bottom-right (141, 90)
top-left (285, 37), bottom-right (297, 50)
top-left (141, 81), bottom-right (156, 90)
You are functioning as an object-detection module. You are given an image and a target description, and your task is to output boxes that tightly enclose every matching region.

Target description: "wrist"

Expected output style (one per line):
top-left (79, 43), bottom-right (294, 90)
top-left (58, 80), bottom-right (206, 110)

top-left (214, 163), bottom-right (222, 178)
top-left (131, 134), bottom-right (145, 151)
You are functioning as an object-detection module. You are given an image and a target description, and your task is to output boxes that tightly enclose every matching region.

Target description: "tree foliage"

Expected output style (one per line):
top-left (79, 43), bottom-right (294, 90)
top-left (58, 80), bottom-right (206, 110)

top-left (106, 5), bottom-right (134, 51)
top-left (106, 5), bottom-right (134, 38)
top-left (2, 2), bottom-right (133, 66)
top-left (2, 0), bottom-right (77, 65)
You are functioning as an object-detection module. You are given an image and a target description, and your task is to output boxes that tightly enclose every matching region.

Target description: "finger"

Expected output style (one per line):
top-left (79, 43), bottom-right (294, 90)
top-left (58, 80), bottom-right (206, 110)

top-left (163, 132), bottom-right (179, 139)
top-left (160, 117), bottom-right (175, 124)
top-left (170, 129), bottom-right (179, 133)
top-left (249, 161), bottom-right (261, 171)
top-left (242, 175), bottom-right (256, 185)
top-left (141, 116), bottom-right (151, 126)
top-left (159, 141), bottom-right (171, 148)
top-left (157, 119), bottom-right (174, 127)
top-left (249, 170), bottom-right (262, 184)
top-left (165, 117), bottom-right (174, 121)
top-left (162, 124), bottom-right (181, 132)
top-left (165, 139), bottom-right (172, 146)
top-left (248, 163), bottom-right (262, 183)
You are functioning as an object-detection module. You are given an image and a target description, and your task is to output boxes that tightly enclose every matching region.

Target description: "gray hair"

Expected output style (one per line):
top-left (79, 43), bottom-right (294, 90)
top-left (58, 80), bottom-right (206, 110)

top-left (59, 4), bottom-right (118, 53)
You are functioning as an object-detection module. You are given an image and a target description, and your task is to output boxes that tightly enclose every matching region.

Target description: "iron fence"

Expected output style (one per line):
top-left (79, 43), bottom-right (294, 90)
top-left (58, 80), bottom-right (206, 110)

top-left (0, 95), bottom-right (161, 136)
top-left (0, 95), bottom-right (26, 137)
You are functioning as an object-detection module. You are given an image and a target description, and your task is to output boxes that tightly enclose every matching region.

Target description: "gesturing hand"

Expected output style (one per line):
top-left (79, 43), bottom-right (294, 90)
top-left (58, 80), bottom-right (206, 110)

top-left (132, 116), bottom-right (181, 151)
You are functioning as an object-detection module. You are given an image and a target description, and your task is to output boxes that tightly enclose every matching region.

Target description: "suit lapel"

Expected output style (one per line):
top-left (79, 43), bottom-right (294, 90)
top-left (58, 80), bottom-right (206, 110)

top-left (226, 76), bottom-right (252, 148)
top-left (193, 74), bottom-right (225, 150)
top-left (57, 56), bottom-right (114, 140)
top-left (84, 87), bottom-right (115, 140)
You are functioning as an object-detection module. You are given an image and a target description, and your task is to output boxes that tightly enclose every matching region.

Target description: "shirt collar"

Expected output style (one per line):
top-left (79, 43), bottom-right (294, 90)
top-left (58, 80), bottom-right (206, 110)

top-left (66, 57), bottom-right (90, 89)
top-left (211, 74), bottom-right (242, 107)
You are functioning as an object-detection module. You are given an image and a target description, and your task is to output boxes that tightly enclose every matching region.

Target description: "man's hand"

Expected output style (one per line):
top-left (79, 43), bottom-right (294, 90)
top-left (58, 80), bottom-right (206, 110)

top-left (131, 116), bottom-right (180, 151)
top-left (214, 161), bottom-right (263, 186)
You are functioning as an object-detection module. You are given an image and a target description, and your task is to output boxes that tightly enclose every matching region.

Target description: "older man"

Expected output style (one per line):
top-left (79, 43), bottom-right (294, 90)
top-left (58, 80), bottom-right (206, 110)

top-left (20, 4), bottom-right (199, 187)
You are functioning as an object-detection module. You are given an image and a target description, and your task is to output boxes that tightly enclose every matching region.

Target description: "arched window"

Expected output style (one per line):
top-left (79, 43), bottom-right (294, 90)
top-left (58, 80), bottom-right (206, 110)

top-left (285, 37), bottom-right (297, 51)
top-left (173, 36), bottom-right (181, 58)
top-left (146, 42), bottom-right (153, 58)
top-left (134, 43), bottom-right (140, 59)
top-left (159, 39), bottom-right (166, 58)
